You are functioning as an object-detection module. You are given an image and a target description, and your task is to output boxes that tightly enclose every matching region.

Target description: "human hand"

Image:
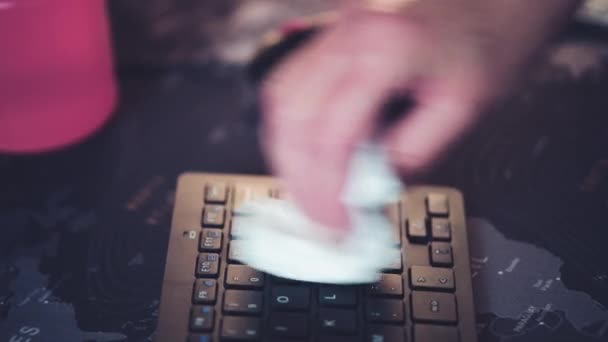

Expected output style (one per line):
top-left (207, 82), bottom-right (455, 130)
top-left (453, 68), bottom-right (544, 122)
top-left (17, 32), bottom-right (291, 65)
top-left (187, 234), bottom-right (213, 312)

top-left (260, 0), bottom-right (582, 231)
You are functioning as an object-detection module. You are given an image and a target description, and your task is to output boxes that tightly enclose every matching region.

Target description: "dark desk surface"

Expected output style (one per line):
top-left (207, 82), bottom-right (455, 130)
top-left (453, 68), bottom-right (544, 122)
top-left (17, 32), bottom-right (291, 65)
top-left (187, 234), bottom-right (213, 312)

top-left (1, 34), bottom-right (608, 341)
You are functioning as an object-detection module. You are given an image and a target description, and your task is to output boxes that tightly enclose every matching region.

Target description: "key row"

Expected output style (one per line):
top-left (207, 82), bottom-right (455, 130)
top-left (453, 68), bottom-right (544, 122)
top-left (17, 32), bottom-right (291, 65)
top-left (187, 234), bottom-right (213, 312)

top-left (192, 287), bottom-right (457, 327)
top-left (196, 265), bottom-right (454, 295)
top-left (203, 208), bottom-right (452, 243)
top-left (205, 183), bottom-right (450, 214)
top-left (190, 304), bottom-right (458, 341)
top-left (203, 182), bottom-right (451, 223)
top-left (199, 226), bottom-right (453, 269)
top-left (191, 323), bottom-right (458, 342)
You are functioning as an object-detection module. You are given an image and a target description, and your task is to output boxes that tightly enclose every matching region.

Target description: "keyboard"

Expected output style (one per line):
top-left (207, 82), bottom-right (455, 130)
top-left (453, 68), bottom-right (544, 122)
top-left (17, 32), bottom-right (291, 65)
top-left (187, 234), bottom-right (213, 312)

top-left (155, 173), bottom-right (477, 342)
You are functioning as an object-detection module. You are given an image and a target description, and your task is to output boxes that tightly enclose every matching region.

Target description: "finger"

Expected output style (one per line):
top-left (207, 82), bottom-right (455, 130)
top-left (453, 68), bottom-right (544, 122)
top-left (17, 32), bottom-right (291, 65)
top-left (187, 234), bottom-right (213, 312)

top-left (262, 32), bottom-right (412, 232)
top-left (383, 76), bottom-right (487, 176)
top-left (260, 27), bottom-right (356, 231)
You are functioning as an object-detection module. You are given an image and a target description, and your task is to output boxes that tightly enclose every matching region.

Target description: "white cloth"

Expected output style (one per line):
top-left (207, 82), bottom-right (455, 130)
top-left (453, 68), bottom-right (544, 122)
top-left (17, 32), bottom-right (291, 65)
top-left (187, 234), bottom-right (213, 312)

top-left (232, 143), bottom-right (403, 284)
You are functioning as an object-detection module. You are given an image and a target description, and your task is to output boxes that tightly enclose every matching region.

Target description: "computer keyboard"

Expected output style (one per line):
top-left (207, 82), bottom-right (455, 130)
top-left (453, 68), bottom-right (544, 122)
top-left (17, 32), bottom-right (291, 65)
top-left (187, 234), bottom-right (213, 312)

top-left (155, 173), bottom-right (477, 342)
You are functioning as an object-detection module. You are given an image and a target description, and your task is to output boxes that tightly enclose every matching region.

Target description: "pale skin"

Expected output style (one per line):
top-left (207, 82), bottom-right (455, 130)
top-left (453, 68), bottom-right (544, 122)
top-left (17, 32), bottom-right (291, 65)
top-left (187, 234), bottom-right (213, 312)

top-left (261, 0), bottom-right (583, 231)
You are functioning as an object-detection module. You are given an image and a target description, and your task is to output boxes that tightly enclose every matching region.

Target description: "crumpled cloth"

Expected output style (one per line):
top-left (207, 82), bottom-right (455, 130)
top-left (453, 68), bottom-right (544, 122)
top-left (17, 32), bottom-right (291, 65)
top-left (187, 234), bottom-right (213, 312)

top-left (232, 143), bottom-right (402, 284)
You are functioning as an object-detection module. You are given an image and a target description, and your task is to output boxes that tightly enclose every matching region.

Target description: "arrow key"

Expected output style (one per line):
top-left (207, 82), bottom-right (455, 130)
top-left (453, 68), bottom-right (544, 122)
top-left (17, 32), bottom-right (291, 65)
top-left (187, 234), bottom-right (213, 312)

top-left (410, 266), bottom-right (455, 292)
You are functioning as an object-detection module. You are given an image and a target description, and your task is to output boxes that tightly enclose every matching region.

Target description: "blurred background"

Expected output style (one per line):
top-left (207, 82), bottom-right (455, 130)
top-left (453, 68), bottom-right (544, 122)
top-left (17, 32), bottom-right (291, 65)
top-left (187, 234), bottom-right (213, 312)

top-left (0, 1), bottom-right (608, 342)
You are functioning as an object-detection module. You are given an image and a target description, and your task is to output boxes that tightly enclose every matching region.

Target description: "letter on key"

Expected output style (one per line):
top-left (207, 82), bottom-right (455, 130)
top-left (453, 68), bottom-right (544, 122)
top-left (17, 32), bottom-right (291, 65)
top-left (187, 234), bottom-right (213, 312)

top-left (202, 205), bottom-right (225, 227)
top-left (196, 254), bottom-right (220, 277)
top-left (271, 286), bottom-right (310, 311)
top-left (225, 265), bottom-right (264, 288)
top-left (205, 183), bottom-right (227, 204)
top-left (319, 286), bottom-right (357, 307)
top-left (193, 279), bottom-right (217, 304)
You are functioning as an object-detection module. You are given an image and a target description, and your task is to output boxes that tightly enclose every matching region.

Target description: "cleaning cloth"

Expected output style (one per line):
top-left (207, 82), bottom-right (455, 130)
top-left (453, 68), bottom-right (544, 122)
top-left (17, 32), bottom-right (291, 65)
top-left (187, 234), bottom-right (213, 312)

top-left (232, 142), bottom-right (402, 284)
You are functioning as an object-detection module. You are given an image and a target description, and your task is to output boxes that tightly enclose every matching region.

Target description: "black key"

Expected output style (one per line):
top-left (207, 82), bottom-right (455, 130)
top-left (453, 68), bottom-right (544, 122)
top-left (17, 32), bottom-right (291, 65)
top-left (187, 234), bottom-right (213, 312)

top-left (426, 193), bottom-right (449, 216)
top-left (270, 286), bottom-right (310, 311)
top-left (430, 242), bottom-right (453, 267)
top-left (411, 292), bottom-right (457, 324)
top-left (200, 229), bottom-right (223, 252)
top-left (367, 274), bottom-right (403, 297)
top-left (267, 313), bottom-right (309, 339)
top-left (271, 275), bottom-right (300, 284)
top-left (414, 324), bottom-right (460, 342)
top-left (366, 325), bottom-right (405, 342)
top-left (319, 286), bottom-right (357, 307)
top-left (188, 334), bottom-right (212, 342)
top-left (319, 336), bottom-right (357, 342)
top-left (193, 279), bottom-right (218, 304)
top-left (196, 253), bottom-right (220, 278)
top-left (431, 218), bottom-right (451, 241)
top-left (228, 241), bottom-right (244, 262)
top-left (190, 306), bottom-right (214, 332)
top-left (221, 316), bottom-right (261, 340)
top-left (223, 290), bottom-right (263, 315)
top-left (202, 205), bottom-right (225, 227)
top-left (406, 218), bottom-right (428, 242)
top-left (410, 266), bottom-right (455, 291)
top-left (318, 308), bottom-right (357, 335)
top-left (205, 183), bottom-right (228, 204)
top-left (225, 265), bottom-right (264, 289)
top-left (366, 299), bottom-right (404, 323)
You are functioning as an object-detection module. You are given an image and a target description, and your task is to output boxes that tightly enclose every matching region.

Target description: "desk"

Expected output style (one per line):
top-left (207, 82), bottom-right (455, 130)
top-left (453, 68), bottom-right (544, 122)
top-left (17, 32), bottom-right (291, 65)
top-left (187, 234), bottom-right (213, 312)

top-left (1, 27), bottom-right (608, 342)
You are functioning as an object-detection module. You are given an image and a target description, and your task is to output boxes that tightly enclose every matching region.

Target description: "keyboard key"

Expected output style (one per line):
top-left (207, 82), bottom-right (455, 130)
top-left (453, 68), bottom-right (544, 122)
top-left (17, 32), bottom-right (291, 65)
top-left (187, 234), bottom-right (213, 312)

top-left (431, 218), bottom-right (451, 241)
top-left (406, 218), bottom-right (428, 242)
top-left (200, 229), bottom-right (223, 252)
top-left (367, 274), bottom-right (403, 298)
top-left (430, 242), bottom-right (453, 267)
top-left (223, 290), bottom-right (263, 315)
top-left (205, 183), bottom-right (228, 204)
top-left (230, 218), bottom-right (244, 239)
top-left (190, 306), bottom-right (214, 332)
top-left (196, 253), bottom-right (220, 278)
top-left (221, 316), bottom-right (261, 340)
top-left (366, 325), bottom-right (405, 342)
top-left (426, 193), bottom-right (449, 216)
top-left (366, 299), bottom-right (404, 323)
top-left (271, 275), bottom-right (300, 284)
top-left (193, 279), bottom-right (218, 304)
top-left (414, 324), bottom-right (459, 342)
top-left (318, 308), bottom-right (357, 335)
top-left (382, 252), bottom-right (402, 273)
top-left (411, 292), bottom-right (457, 324)
top-left (267, 313), bottom-right (309, 339)
top-left (228, 241), bottom-right (244, 262)
top-left (188, 334), bottom-right (212, 342)
top-left (319, 286), bottom-right (357, 307)
top-left (202, 205), bottom-right (225, 227)
top-left (386, 203), bottom-right (402, 246)
top-left (233, 185), bottom-right (271, 211)
top-left (319, 336), bottom-right (357, 342)
top-left (270, 286), bottom-right (310, 311)
top-left (410, 266), bottom-right (455, 291)
top-left (225, 265), bottom-right (264, 289)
